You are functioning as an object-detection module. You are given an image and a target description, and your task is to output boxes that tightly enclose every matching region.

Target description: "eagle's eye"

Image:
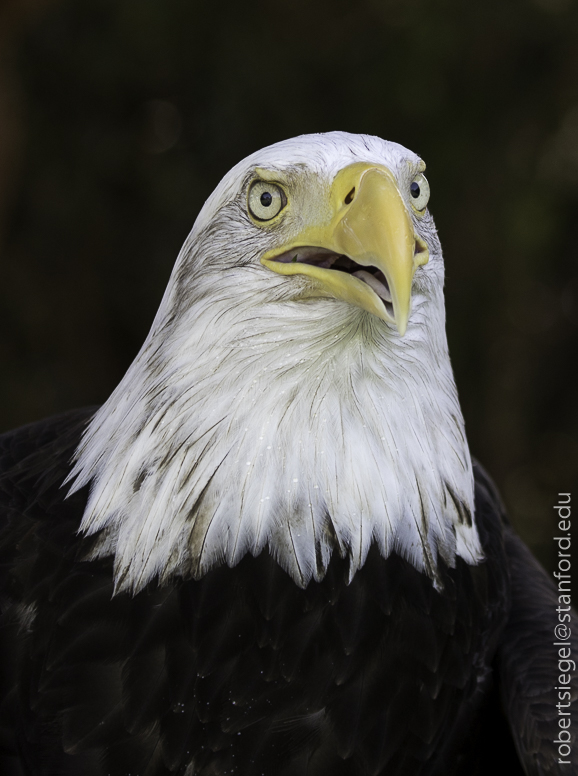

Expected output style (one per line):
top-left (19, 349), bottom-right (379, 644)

top-left (409, 173), bottom-right (430, 212)
top-left (248, 181), bottom-right (286, 222)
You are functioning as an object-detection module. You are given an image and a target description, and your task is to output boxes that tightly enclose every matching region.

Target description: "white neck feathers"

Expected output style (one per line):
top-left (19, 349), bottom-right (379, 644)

top-left (68, 269), bottom-right (482, 593)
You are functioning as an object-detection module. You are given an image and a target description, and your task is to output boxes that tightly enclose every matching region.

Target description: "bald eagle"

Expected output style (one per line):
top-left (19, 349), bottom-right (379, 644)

top-left (0, 133), bottom-right (575, 775)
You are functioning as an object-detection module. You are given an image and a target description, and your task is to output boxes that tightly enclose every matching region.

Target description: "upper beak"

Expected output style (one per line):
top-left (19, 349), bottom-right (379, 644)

top-left (260, 162), bottom-right (429, 335)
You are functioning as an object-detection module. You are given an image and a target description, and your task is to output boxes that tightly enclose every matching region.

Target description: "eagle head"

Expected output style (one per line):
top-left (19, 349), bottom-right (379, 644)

top-left (67, 132), bottom-right (483, 593)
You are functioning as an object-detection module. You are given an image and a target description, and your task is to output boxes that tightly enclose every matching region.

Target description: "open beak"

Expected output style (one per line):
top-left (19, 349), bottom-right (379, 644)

top-left (260, 162), bottom-right (429, 335)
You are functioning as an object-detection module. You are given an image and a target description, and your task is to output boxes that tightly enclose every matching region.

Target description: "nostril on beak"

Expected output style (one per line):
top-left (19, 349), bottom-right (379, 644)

top-left (344, 188), bottom-right (355, 205)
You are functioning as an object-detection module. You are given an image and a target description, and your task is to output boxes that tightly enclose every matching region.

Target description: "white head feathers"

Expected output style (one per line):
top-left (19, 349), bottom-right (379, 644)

top-left (67, 132), bottom-right (483, 593)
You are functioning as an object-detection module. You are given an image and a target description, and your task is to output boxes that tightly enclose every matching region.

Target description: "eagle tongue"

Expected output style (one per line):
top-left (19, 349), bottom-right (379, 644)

top-left (352, 269), bottom-right (392, 302)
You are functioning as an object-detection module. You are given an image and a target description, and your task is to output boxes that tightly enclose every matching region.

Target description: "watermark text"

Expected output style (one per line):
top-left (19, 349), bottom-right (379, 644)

top-left (553, 493), bottom-right (573, 765)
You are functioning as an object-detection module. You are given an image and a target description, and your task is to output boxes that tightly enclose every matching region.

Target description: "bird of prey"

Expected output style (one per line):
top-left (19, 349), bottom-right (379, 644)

top-left (0, 132), bottom-right (575, 776)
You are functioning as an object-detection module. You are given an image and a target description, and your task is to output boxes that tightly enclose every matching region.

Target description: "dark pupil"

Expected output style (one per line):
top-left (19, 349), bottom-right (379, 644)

top-left (410, 182), bottom-right (420, 199)
top-left (260, 191), bottom-right (273, 207)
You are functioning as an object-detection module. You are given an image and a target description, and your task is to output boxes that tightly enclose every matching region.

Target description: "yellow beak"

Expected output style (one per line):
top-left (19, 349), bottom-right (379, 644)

top-left (260, 162), bottom-right (429, 335)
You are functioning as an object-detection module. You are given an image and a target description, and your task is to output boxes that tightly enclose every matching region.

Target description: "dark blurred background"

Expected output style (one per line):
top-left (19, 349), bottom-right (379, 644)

top-left (1, 0), bottom-right (577, 570)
